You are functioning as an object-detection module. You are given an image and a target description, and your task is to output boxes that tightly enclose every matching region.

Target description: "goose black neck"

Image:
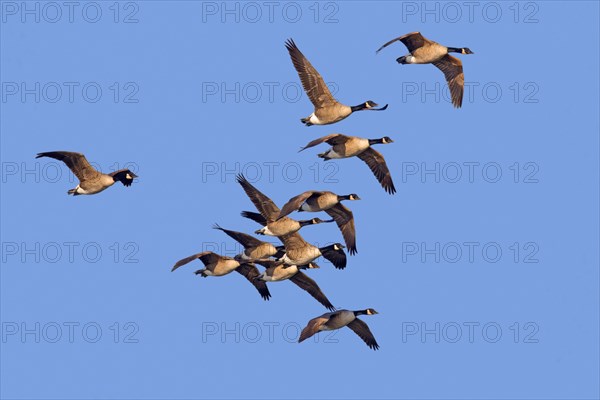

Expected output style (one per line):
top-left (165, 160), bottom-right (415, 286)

top-left (319, 243), bottom-right (337, 251)
top-left (368, 138), bottom-right (384, 146)
top-left (338, 194), bottom-right (352, 201)
top-left (299, 219), bottom-right (314, 227)
top-left (447, 47), bottom-right (463, 53)
top-left (351, 103), bottom-right (367, 112)
top-left (110, 171), bottom-right (126, 183)
top-left (353, 309), bottom-right (369, 316)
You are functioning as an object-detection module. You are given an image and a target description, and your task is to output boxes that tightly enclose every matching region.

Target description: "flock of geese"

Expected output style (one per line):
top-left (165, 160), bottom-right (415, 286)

top-left (36, 32), bottom-right (473, 350)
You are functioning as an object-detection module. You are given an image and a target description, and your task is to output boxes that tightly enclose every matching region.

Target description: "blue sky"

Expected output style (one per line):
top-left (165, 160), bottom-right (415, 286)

top-left (1, 1), bottom-right (599, 399)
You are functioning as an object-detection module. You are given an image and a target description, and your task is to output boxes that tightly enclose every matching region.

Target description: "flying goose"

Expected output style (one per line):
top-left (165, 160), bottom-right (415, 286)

top-left (171, 251), bottom-right (270, 300)
top-left (280, 232), bottom-right (347, 270)
top-left (240, 212), bottom-right (347, 270)
top-left (278, 191), bottom-right (359, 255)
top-left (236, 174), bottom-right (333, 237)
top-left (36, 151), bottom-right (138, 195)
top-left (376, 32), bottom-right (474, 108)
top-left (212, 224), bottom-right (283, 261)
top-left (299, 308), bottom-right (380, 350)
top-left (300, 134), bottom-right (396, 194)
top-left (285, 38), bottom-right (388, 126)
top-left (252, 259), bottom-right (335, 311)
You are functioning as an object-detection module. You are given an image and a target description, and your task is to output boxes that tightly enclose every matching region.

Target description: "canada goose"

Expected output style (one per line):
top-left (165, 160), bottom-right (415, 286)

top-left (237, 174), bottom-right (333, 236)
top-left (376, 32), bottom-right (474, 108)
top-left (280, 232), bottom-right (347, 270)
top-left (299, 308), bottom-right (380, 350)
top-left (171, 251), bottom-right (270, 300)
top-left (285, 38), bottom-right (388, 126)
top-left (212, 224), bottom-right (283, 261)
top-left (300, 134), bottom-right (396, 194)
top-left (36, 151), bottom-right (138, 195)
top-left (278, 191), bottom-right (359, 255)
top-left (252, 259), bottom-right (335, 311)
top-left (240, 212), bottom-right (347, 269)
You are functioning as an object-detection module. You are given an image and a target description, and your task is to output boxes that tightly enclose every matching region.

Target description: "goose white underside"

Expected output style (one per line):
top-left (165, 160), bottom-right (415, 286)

top-left (74, 180), bottom-right (114, 195)
top-left (301, 202), bottom-right (323, 212)
top-left (200, 266), bottom-right (238, 277)
top-left (308, 113), bottom-right (322, 125)
top-left (404, 54), bottom-right (417, 63)
top-left (257, 226), bottom-right (276, 236)
top-left (323, 149), bottom-right (344, 159)
top-left (200, 269), bottom-right (234, 277)
top-left (74, 185), bottom-right (90, 195)
top-left (74, 185), bottom-right (109, 195)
